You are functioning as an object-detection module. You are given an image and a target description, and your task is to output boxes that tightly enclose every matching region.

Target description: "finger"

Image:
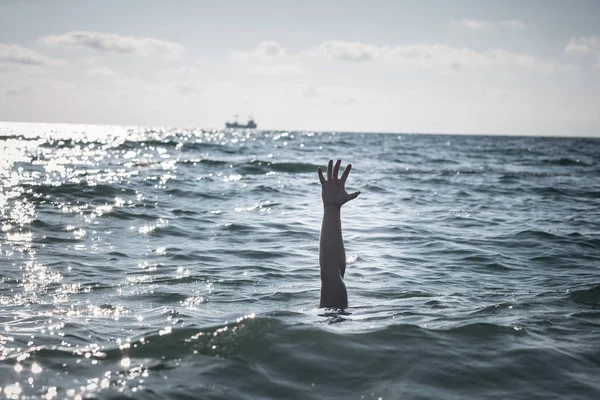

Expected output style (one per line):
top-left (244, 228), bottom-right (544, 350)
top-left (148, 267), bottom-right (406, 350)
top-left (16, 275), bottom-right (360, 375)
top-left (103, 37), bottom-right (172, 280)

top-left (327, 160), bottom-right (333, 180)
top-left (317, 167), bottom-right (326, 185)
top-left (347, 191), bottom-right (361, 201)
top-left (340, 163), bottom-right (352, 184)
top-left (333, 159), bottom-right (341, 180)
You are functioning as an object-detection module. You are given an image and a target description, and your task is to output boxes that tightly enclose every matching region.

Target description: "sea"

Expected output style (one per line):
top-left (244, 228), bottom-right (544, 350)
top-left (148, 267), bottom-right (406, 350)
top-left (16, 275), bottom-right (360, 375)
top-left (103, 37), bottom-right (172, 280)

top-left (1, 122), bottom-right (599, 399)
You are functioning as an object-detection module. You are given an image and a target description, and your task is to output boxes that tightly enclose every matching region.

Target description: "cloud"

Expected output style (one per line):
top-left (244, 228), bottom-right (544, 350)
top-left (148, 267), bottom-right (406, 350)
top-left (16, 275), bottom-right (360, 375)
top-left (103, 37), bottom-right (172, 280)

top-left (39, 31), bottom-right (185, 58)
top-left (318, 41), bottom-right (379, 62)
top-left (231, 41), bottom-right (286, 61)
top-left (565, 36), bottom-right (600, 55)
top-left (451, 18), bottom-right (490, 30)
top-left (230, 41), bottom-right (300, 75)
top-left (171, 66), bottom-right (200, 75)
top-left (0, 43), bottom-right (64, 66)
top-left (498, 20), bottom-right (528, 30)
top-left (84, 66), bottom-right (119, 78)
top-left (248, 63), bottom-right (303, 75)
top-left (565, 36), bottom-right (600, 68)
top-left (316, 40), bottom-right (546, 70)
top-left (450, 19), bottom-right (527, 31)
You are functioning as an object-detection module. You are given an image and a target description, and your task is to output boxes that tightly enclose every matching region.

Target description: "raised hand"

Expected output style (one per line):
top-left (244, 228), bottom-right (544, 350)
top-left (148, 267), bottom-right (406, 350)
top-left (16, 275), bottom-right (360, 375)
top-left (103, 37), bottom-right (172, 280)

top-left (317, 159), bottom-right (361, 208)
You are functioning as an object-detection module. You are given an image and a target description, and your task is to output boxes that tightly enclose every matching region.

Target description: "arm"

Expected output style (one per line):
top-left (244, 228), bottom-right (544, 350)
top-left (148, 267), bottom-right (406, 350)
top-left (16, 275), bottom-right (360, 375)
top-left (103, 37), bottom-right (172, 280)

top-left (317, 159), bottom-right (360, 309)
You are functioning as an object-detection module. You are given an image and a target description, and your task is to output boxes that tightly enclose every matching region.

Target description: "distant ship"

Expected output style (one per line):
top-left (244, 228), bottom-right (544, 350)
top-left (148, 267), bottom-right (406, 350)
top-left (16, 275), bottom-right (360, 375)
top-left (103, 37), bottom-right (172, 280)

top-left (225, 115), bottom-right (257, 129)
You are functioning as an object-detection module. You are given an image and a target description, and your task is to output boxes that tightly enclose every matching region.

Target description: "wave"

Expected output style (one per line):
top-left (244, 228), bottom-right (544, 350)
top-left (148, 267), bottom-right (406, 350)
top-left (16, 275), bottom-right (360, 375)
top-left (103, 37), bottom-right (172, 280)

top-left (499, 172), bottom-right (577, 181)
top-left (508, 230), bottom-right (600, 250)
top-left (460, 255), bottom-right (513, 271)
top-left (540, 157), bottom-right (592, 167)
top-left (250, 184), bottom-right (282, 194)
top-left (176, 158), bottom-right (228, 167)
top-left (5, 313), bottom-right (600, 398)
top-left (21, 182), bottom-right (136, 201)
top-left (570, 285), bottom-right (600, 307)
top-left (15, 317), bottom-right (531, 363)
top-left (513, 229), bottom-right (563, 241)
top-left (471, 302), bottom-right (518, 315)
top-left (362, 183), bottom-right (389, 193)
top-left (426, 158), bottom-right (461, 165)
top-left (177, 159), bottom-right (319, 175)
top-left (163, 188), bottom-right (223, 199)
top-left (241, 160), bottom-right (320, 174)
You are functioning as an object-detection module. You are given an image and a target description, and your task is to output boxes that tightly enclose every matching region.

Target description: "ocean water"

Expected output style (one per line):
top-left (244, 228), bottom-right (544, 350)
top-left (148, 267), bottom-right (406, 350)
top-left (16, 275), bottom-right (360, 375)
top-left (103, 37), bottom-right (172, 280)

top-left (1, 122), bottom-right (599, 399)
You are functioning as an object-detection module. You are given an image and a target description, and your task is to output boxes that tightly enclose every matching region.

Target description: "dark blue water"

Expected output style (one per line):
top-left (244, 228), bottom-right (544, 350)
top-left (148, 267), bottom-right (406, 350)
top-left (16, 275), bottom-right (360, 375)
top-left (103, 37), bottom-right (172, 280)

top-left (1, 122), bottom-right (599, 399)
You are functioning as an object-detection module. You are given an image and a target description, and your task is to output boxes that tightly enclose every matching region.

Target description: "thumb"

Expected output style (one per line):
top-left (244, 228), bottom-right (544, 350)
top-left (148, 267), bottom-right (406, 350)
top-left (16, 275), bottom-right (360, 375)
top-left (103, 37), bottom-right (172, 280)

top-left (346, 191), bottom-right (361, 202)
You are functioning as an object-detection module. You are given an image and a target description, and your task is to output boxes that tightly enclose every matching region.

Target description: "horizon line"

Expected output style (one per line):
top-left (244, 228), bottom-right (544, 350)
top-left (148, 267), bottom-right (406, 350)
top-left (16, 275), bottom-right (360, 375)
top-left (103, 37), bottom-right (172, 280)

top-left (1, 120), bottom-right (598, 139)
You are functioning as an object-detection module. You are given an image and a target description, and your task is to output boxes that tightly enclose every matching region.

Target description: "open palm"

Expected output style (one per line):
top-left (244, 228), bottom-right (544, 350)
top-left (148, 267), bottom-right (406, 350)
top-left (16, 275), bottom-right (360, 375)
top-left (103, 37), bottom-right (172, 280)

top-left (317, 159), bottom-right (360, 207)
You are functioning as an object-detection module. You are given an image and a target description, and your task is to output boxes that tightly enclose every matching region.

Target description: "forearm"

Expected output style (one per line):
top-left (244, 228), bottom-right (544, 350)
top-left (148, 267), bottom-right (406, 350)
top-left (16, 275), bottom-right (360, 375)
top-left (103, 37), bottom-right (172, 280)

top-left (319, 205), bottom-right (348, 309)
top-left (319, 206), bottom-right (347, 278)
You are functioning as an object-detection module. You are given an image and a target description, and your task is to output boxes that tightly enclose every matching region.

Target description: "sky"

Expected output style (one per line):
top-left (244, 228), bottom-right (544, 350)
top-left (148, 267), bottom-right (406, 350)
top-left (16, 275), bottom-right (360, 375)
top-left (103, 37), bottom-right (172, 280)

top-left (0, 0), bottom-right (599, 136)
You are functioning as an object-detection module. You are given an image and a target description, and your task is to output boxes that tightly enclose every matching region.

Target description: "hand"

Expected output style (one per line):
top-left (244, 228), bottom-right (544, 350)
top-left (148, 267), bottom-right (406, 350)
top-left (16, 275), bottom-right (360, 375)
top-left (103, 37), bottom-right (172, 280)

top-left (317, 159), bottom-right (361, 208)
